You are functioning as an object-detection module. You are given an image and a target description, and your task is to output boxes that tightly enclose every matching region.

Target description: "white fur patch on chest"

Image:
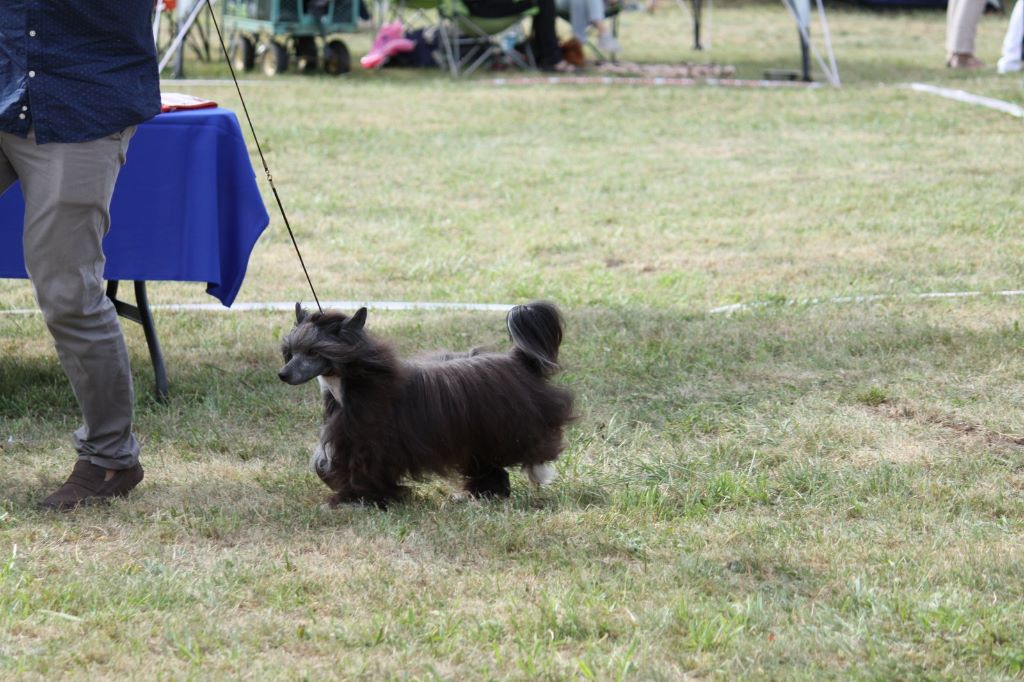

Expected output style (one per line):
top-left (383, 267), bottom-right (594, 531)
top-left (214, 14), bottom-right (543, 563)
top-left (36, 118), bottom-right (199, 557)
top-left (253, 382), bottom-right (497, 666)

top-left (316, 375), bottom-right (343, 406)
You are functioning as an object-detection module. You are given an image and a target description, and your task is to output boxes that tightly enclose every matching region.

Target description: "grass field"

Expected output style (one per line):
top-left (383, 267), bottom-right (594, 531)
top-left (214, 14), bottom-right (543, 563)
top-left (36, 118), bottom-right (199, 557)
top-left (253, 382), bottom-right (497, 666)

top-left (3, 2), bottom-right (1024, 679)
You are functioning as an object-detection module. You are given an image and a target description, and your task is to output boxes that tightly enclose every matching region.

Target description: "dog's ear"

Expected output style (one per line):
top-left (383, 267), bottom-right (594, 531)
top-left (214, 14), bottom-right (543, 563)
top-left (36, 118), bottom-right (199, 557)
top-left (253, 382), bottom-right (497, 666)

top-left (345, 307), bottom-right (367, 332)
top-left (295, 302), bottom-right (308, 324)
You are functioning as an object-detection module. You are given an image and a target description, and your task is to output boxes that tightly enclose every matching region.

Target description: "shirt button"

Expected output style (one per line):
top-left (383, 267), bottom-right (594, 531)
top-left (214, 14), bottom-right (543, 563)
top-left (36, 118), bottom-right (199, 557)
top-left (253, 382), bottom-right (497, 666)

top-left (29, 30), bottom-right (36, 37)
top-left (28, 71), bottom-right (36, 78)
top-left (19, 114), bottom-right (26, 120)
top-left (21, 106), bottom-right (27, 111)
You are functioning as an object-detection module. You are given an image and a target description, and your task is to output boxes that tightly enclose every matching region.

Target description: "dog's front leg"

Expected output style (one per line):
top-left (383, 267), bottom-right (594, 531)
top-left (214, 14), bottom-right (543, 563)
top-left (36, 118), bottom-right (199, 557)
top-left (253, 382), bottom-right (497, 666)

top-left (310, 440), bottom-right (332, 478)
top-left (310, 423), bottom-right (338, 490)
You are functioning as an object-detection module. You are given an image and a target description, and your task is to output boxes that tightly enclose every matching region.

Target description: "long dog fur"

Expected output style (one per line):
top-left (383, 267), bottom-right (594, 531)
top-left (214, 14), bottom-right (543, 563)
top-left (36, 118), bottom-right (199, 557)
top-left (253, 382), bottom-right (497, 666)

top-left (278, 302), bottom-right (575, 506)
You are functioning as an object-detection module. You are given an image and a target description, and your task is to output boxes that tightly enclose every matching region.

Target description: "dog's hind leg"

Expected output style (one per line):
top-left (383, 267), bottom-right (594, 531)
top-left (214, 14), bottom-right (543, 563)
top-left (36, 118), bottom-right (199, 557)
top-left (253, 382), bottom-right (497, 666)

top-left (462, 466), bottom-right (511, 498)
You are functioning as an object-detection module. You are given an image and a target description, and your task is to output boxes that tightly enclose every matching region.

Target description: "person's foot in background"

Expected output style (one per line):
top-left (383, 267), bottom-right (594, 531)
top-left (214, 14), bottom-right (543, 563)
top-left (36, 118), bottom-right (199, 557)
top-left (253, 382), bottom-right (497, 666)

top-left (597, 30), bottom-right (621, 56)
top-left (996, 57), bottom-right (1022, 73)
top-left (947, 53), bottom-right (985, 69)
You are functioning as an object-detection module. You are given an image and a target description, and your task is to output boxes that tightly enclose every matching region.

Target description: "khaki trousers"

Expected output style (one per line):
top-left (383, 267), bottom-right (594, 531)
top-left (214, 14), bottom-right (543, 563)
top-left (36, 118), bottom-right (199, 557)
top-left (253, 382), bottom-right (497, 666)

top-left (0, 128), bottom-right (141, 470)
top-left (947, 0), bottom-right (987, 55)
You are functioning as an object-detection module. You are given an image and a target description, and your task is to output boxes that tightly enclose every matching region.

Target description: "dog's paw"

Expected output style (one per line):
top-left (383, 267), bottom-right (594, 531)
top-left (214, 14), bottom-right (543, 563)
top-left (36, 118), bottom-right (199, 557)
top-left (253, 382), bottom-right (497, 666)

top-left (326, 491), bottom-right (391, 510)
top-left (310, 443), bottom-right (333, 478)
top-left (325, 492), bottom-right (364, 510)
top-left (526, 462), bottom-right (557, 486)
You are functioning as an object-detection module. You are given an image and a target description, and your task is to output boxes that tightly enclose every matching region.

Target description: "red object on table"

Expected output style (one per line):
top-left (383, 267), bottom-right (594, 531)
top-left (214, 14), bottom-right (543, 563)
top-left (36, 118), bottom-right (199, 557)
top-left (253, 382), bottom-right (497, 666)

top-left (160, 92), bottom-right (218, 113)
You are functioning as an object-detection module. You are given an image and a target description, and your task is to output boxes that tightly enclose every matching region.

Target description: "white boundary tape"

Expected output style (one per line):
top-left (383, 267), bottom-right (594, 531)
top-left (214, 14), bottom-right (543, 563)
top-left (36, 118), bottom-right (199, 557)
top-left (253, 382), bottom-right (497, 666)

top-left (708, 290), bottom-right (1024, 315)
top-left (2, 291), bottom-right (1022, 317)
top-left (903, 82), bottom-right (1024, 118)
top-left (0, 300), bottom-right (515, 316)
top-left (488, 76), bottom-right (822, 89)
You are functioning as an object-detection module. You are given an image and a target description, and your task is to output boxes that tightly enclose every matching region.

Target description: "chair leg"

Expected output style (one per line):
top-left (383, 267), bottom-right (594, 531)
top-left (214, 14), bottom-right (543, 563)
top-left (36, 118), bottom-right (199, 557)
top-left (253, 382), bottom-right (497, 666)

top-left (440, 22), bottom-right (459, 76)
top-left (463, 42), bottom-right (495, 75)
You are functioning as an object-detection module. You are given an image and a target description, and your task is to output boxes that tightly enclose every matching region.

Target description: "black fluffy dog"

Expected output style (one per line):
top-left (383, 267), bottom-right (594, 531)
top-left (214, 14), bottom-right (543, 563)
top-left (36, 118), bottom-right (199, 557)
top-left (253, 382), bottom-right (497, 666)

top-left (278, 302), bottom-right (575, 506)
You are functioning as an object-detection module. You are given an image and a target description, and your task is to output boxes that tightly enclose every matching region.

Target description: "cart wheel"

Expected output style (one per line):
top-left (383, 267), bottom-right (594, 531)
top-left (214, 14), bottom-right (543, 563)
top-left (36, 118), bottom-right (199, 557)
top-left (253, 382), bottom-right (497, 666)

top-left (295, 36), bottom-right (319, 73)
top-left (231, 35), bottom-right (256, 72)
top-left (261, 41), bottom-right (289, 76)
top-left (323, 40), bottom-right (351, 75)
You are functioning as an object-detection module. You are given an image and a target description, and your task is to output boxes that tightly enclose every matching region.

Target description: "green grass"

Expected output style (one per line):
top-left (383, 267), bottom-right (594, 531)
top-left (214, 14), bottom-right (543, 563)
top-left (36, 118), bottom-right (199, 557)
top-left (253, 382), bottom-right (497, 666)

top-left (3, 3), bottom-right (1024, 679)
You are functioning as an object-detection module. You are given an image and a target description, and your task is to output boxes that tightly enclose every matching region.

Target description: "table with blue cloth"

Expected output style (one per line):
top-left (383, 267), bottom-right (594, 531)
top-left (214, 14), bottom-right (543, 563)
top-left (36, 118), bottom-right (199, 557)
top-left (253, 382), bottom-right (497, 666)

top-left (0, 107), bottom-right (270, 401)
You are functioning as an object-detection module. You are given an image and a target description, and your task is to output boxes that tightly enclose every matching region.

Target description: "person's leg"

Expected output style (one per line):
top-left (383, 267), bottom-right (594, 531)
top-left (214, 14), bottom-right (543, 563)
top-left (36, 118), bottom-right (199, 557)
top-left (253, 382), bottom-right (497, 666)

top-left (568, 0), bottom-right (590, 41)
top-left (5, 128), bottom-right (143, 507)
top-left (585, 0), bottom-right (605, 27)
top-left (947, 0), bottom-right (987, 65)
top-left (589, 0), bottom-right (621, 55)
top-left (0, 135), bottom-right (17, 197)
top-left (998, 0), bottom-right (1024, 73)
top-left (946, 0), bottom-right (962, 56)
top-left (530, 0), bottom-right (562, 68)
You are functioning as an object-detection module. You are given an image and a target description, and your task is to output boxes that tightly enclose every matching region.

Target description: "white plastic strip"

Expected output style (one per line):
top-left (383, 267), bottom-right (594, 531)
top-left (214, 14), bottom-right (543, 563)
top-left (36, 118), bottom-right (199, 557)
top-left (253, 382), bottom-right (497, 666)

top-left (815, 0), bottom-right (839, 86)
top-left (708, 290), bottom-right (1024, 315)
top-left (904, 83), bottom-right (1024, 118)
top-left (487, 76), bottom-right (822, 89)
top-left (158, 0), bottom-right (214, 74)
top-left (3, 292), bottom-right (1022, 317)
top-left (0, 300), bottom-right (515, 316)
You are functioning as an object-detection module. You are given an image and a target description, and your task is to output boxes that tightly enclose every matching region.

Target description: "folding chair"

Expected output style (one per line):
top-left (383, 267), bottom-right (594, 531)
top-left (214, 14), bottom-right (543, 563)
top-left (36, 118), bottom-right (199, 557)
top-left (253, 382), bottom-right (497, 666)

top-left (437, 0), bottom-right (537, 76)
top-left (376, 0), bottom-right (440, 30)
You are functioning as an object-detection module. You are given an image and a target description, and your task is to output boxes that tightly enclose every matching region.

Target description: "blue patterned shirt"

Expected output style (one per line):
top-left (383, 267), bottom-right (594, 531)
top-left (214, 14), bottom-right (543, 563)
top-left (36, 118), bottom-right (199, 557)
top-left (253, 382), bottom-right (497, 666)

top-left (0, 1), bottom-right (161, 144)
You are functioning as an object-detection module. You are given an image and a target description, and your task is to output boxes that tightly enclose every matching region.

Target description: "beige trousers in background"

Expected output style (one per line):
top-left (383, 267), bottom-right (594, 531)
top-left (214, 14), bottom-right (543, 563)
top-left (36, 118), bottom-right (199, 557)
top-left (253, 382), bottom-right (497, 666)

top-left (0, 128), bottom-right (141, 470)
top-left (947, 0), bottom-right (988, 54)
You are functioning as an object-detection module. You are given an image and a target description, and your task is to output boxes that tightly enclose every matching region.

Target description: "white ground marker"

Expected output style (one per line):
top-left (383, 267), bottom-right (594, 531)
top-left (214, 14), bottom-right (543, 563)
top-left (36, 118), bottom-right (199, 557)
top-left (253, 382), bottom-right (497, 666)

top-left (488, 76), bottom-right (822, 89)
top-left (708, 290), bottom-right (1024, 315)
top-left (2, 292), bottom-right (1022, 317)
top-left (0, 300), bottom-right (515, 316)
top-left (904, 82), bottom-right (1024, 119)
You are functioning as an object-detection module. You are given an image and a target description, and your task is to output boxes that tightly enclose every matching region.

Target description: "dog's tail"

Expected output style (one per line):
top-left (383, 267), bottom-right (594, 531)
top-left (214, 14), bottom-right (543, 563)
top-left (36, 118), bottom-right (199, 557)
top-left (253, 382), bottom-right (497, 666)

top-left (507, 301), bottom-right (564, 378)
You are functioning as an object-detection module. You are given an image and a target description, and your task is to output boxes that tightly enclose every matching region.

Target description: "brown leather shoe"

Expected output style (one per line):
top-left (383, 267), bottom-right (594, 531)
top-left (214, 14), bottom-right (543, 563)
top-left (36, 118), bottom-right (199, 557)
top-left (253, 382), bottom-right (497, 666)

top-left (947, 53), bottom-right (985, 69)
top-left (39, 460), bottom-right (144, 511)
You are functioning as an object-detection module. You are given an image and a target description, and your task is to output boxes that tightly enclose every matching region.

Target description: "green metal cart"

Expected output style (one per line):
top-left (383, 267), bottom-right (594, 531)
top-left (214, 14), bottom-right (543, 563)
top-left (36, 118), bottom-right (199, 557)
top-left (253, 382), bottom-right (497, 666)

top-left (222, 0), bottom-right (359, 75)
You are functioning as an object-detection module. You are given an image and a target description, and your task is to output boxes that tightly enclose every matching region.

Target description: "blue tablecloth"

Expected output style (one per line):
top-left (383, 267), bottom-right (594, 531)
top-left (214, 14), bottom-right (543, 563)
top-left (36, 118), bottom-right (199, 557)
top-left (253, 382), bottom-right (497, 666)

top-left (0, 108), bottom-right (269, 307)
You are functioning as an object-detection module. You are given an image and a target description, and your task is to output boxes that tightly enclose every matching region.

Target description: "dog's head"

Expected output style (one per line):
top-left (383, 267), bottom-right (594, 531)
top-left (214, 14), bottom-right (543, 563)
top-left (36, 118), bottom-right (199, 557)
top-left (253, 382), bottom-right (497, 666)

top-left (278, 302), bottom-right (368, 385)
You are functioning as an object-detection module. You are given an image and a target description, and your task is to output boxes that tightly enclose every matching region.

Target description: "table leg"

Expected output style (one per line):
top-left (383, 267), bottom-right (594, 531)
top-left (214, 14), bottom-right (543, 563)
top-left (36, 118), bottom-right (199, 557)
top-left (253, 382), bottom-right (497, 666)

top-left (692, 0), bottom-right (703, 50)
top-left (105, 280), bottom-right (170, 403)
top-left (799, 30), bottom-right (810, 81)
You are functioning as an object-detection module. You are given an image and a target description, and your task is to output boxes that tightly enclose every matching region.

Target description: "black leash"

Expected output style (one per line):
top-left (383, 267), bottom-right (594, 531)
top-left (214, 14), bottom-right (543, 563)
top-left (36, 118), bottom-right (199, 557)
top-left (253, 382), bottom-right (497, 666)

top-left (204, 0), bottom-right (324, 313)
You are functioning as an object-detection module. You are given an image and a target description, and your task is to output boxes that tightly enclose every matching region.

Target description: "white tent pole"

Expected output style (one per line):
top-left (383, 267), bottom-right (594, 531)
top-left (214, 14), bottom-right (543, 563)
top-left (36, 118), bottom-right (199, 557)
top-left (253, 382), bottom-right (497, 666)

top-left (815, 0), bottom-right (840, 86)
top-left (153, 2), bottom-right (166, 45)
top-left (158, 0), bottom-right (217, 74)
